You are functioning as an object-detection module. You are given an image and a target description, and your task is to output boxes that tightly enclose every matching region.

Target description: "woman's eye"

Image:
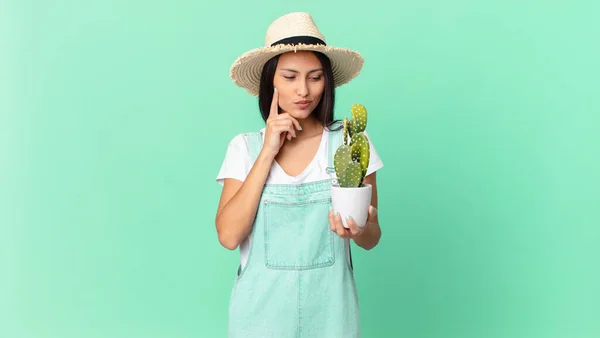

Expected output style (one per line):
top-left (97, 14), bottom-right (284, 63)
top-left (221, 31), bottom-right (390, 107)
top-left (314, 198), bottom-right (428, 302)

top-left (282, 75), bottom-right (321, 80)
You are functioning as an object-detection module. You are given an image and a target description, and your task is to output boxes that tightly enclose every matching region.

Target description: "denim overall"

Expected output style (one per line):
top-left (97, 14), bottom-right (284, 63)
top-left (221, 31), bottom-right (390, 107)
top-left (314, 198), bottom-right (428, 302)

top-left (227, 125), bottom-right (360, 337)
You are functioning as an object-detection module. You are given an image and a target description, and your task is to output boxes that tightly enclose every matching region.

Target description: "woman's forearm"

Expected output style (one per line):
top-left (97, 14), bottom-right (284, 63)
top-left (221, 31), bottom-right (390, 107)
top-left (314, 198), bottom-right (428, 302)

top-left (216, 149), bottom-right (275, 250)
top-left (353, 221), bottom-right (381, 250)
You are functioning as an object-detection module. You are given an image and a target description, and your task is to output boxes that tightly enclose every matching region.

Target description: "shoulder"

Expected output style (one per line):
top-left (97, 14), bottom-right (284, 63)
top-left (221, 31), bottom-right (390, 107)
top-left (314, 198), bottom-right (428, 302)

top-left (218, 134), bottom-right (247, 163)
top-left (227, 133), bottom-right (247, 147)
top-left (216, 130), bottom-right (263, 186)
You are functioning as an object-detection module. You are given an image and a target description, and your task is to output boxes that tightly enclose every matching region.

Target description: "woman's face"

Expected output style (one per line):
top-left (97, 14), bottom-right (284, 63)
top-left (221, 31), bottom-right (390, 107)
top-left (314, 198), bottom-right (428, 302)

top-left (273, 51), bottom-right (325, 120)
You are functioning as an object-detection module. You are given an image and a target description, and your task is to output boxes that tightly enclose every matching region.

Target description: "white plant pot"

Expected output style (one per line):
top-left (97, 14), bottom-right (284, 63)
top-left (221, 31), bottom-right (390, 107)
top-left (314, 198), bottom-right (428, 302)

top-left (331, 183), bottom-right (372, 229)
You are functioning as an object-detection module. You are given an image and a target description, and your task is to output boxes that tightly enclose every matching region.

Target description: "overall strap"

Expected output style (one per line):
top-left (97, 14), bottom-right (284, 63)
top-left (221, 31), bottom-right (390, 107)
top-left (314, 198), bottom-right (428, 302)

top-left (245, 131), bottom-right (264, 165)
top-left (326, 121), bottom-right (344, 175)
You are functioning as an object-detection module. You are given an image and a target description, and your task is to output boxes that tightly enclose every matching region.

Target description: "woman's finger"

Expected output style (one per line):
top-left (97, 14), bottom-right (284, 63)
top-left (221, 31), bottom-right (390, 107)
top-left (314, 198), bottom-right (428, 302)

top-left (334, 212), bottom-right (347, 238)
top-left (275, 113), bottom-right (301, 131)
top-left (346, 216), bottom-right (362, 236)
top-left (269, 90), bottom-right (279, 118)
top-left (366, 205), bottom-right (378, 224)
top-left (273, 121), bottom-right (297, 138)
top-left (273, 127), bottom-right (295, 142)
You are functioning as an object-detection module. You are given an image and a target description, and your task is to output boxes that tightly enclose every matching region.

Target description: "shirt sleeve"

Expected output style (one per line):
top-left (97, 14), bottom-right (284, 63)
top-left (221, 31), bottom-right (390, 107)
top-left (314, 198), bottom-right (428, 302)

top-left (363, 131), bottom-right (384, 176)
top-left (216, 134), bottom-right (251, 186)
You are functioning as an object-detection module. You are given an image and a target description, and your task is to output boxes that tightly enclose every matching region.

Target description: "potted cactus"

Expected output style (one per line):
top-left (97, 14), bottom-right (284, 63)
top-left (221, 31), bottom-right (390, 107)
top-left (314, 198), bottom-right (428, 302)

top-left (331, 103), bottom-right (372, 229)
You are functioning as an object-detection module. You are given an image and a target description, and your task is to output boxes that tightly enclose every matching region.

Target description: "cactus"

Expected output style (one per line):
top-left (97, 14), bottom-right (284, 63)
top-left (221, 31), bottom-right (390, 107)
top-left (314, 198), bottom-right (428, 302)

top-left (351, 132), bottom-right (370, 177)
top-left (347, 119), bottom-right (355, 138)
top-left (334, 104), bottom-right (371, 187)
top-left (343, 117), bottom-right (349, 145)
top-left (351, 103), bottom-right (367, 135)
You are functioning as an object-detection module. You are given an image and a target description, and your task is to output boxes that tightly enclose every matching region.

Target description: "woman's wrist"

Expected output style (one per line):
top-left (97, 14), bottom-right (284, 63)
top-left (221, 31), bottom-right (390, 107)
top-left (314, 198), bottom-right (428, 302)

top-left (258, 148), bottom-right (277, 162)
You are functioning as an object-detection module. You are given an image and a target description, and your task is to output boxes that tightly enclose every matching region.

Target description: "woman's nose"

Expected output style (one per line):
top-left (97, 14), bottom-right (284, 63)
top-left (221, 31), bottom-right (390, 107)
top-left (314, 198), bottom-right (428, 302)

top-left (296, 80), bottom-right (309, 96)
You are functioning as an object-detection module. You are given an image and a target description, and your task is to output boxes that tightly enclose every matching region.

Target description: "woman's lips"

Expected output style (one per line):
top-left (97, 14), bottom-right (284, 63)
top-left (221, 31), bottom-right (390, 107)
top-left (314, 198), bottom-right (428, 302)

top-left (295, 100), bottom-right (311, 109)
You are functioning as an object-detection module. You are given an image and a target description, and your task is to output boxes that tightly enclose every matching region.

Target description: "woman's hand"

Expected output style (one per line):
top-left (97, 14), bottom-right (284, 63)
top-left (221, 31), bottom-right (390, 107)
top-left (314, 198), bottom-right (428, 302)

top-left (329, 205), bottom-right (378, 240)
top-left (262, 90), bottom-right (301, 157)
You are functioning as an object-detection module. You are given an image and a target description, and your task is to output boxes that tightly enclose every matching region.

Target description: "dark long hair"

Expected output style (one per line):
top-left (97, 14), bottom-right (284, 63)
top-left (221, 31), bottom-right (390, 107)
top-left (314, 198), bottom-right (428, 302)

top-left (257, 51), bottom-right (342, 131)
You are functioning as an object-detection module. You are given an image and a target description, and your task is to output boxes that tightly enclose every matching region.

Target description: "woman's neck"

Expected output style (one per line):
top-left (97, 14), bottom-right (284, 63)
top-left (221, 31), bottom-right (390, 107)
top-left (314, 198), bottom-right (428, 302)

top-left (295, 116), bottom-right (322, 140)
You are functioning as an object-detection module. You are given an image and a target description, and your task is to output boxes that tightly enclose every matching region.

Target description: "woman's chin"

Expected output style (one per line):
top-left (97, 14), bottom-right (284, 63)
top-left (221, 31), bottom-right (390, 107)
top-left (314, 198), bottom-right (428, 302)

top-left (287, 108), bottom-right (315, 120)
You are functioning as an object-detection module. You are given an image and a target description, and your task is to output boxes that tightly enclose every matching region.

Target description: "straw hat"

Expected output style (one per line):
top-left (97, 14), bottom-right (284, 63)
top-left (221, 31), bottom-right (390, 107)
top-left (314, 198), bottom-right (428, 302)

top-left (229, 12), bottom-right (364, 96)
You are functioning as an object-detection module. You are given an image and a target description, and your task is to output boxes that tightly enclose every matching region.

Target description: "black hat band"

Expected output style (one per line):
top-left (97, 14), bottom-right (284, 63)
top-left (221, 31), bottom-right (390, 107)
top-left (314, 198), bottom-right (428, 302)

top-left (271, 35), bottom-right (326, 47)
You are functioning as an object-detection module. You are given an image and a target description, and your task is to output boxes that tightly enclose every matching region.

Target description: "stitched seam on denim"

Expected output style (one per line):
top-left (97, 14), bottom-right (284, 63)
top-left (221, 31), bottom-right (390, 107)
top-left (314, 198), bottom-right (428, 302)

top-left (264, 261), bottom-right (335, 270)
top-left (262, 195), bottom-right (330, 205)
top-left (263, 198), bottom-right (330, 206)
top-left (262, 187), bottom-right (330, 195)
top-left (298, 271), bottom-right (302, 338)
top-left (262, 187), bottom-right (331, 196)
top-left (262, 179), bottom-right (332, 195)
top-left (264, 201), bottom-right (269, 270)
top-left (264, 187), bottom-right (331, 193)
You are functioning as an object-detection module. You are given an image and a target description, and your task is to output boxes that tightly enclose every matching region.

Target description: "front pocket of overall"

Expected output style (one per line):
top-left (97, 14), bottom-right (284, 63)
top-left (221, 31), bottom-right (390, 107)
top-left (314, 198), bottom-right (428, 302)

top-left (263, 198), bottom-right (334, 270)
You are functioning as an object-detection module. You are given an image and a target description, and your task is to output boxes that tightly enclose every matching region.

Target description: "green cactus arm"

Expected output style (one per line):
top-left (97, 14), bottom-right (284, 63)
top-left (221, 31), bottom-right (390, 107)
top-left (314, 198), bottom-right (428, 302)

top-left (345, 161), bottom-right (363, 187)
top-left (334, 145), bottom-right (352, 187)
top-left (343, 117), bottom-right (348, 146)
top-left (351, 104), bottom-right (367, 134)
top-left (351, 132), bottom-right (370, 178)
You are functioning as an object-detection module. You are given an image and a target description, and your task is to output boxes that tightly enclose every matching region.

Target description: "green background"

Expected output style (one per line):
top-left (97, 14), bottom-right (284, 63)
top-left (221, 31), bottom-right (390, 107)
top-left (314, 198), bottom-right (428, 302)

top-left (2, 0), bottom-right (599, 337)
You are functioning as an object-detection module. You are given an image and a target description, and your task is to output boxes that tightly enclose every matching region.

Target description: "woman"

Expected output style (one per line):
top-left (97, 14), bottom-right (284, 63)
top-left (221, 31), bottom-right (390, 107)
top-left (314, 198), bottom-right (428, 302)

top-left (215, 12), bottom-right (384, 337)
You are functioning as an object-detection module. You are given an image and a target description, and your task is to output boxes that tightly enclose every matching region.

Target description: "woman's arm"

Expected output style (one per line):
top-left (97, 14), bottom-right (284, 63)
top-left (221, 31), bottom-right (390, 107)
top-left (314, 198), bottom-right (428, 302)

top-left (215, 149), bottom-right (276, 250)
top-left (351, 172), bottom-right (381, 250)
top-left (215, 91), bottom-right (301, 250)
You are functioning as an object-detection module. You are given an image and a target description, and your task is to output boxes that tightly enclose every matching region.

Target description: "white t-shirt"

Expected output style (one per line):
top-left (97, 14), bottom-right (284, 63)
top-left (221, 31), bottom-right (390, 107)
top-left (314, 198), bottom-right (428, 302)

top-left (216, 126), bottom-right (384, 270)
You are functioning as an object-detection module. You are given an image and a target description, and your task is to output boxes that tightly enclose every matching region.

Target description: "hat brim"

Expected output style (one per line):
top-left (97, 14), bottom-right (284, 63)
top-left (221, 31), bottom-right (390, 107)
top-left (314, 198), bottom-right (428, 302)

top-left (230, 43), bottom-right (364, 96)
